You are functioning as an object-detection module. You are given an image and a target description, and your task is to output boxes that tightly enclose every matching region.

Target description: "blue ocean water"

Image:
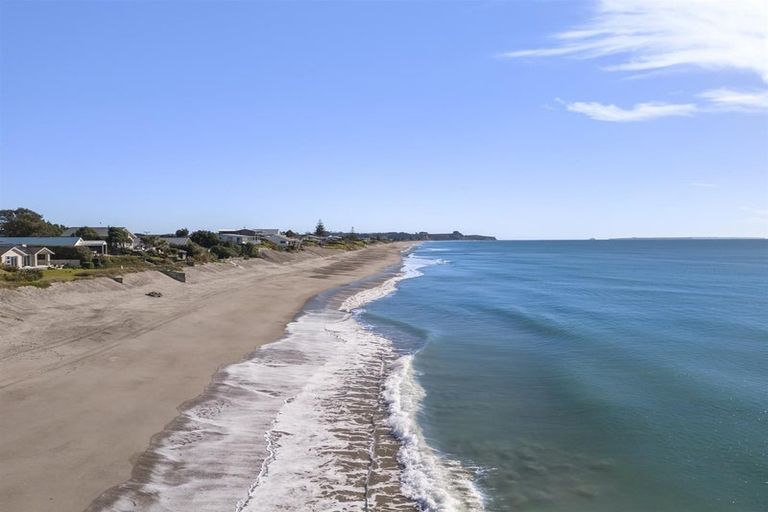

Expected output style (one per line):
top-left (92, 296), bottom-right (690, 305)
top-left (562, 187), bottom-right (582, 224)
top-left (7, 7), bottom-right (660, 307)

top-left (362, 240), bottom-right (768, 511)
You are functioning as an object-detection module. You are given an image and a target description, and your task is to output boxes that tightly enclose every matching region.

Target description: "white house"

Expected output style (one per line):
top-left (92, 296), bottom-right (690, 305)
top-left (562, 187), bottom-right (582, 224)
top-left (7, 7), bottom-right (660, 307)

top-left (1, 245), bottom-right (27, 269)
top-left (262, 234), bottom-right (301, 249)
top-left (1, 244), bottom-right (55, 268)
top-left (0, 237), bottom-right (107, 254)
top-left (218, 229), bottom-right (264, 245)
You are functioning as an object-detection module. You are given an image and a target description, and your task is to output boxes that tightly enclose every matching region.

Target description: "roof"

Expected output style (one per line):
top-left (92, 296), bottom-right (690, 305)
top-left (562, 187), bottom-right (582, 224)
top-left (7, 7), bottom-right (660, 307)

top-left (0, 245), bottom-right (28, 255)
top-left (219, 229), bottom-right (260, 236)
top-left (0, 237), bottom-right (83, 247)
top-left (79, 240), bottom-right (108, 246)
top-left (22, 246), bottom-right (56, 254)
top-left (219, 228), bottom-right (280, 236)
top-left (158, 237), bottom-right (191, 246)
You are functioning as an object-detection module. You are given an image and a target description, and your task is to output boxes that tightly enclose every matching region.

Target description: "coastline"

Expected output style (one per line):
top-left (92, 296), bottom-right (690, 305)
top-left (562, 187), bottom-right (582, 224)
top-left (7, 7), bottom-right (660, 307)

top-left (0, 243), bottom-right (411, 512)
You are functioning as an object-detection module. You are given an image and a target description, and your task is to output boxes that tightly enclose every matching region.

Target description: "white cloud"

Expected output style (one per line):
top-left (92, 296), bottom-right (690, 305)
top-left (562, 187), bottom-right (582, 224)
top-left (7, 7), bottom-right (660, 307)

top-left (505, 0), bottom-right (768, 120)
top-left (565, 101), bottom-right (697, 122)
top-left (699, 88), bottom-right (768, 112)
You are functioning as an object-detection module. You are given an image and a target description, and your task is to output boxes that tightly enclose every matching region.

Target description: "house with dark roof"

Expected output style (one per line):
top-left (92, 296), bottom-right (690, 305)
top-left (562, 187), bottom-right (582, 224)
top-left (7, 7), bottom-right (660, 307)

top-left (0, 237), bottom-right (107, 254)
top-left (218, 229), bottom-right (264, 245)
top-left (1, 244), bottom-right (55, 268)
top-left (0, 245), bottom-right (28, 269)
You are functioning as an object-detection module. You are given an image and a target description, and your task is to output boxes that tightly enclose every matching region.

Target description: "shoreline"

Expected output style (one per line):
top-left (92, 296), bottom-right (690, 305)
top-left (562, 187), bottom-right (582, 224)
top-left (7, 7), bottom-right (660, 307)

top-left (88, 257), bottom-right (417, 511)
top-left (0, 243), bottom-right (411, 512)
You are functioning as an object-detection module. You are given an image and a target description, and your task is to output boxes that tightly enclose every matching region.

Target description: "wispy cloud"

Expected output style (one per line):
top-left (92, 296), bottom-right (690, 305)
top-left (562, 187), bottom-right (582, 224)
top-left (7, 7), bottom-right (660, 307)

top-left (699, 88), bottom-right (768, 112)
top-left (504, 0), bottom-right (768, 121)
top-left (566, 101), bottom-right (696, 122)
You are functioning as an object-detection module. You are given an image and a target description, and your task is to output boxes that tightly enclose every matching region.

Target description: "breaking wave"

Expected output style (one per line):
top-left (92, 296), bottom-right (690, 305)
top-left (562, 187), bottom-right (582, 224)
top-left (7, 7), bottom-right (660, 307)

top-left (87, 249), bottom-right (479, 512)
top-left (344, 253), bottom-right (485, 511)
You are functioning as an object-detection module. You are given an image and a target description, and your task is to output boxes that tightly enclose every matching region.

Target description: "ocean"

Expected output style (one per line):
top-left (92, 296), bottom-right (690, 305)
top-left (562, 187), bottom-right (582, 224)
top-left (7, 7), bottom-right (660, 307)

top-left (361, 240), bottom-right (768, 511)
top-left (92, 240), bottom-right (767, 512)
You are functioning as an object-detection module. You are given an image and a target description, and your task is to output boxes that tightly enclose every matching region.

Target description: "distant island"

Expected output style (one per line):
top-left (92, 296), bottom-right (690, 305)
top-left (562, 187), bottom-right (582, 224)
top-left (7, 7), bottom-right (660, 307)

top-left (607, 237), bottom-right (768, 241)
top-left (350, 230), bottom-right (497, 241)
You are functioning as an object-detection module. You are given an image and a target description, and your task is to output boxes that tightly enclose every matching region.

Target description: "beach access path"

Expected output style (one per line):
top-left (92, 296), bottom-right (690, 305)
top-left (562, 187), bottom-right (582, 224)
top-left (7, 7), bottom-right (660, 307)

top-left (0, 243), bottom-right (407, 512)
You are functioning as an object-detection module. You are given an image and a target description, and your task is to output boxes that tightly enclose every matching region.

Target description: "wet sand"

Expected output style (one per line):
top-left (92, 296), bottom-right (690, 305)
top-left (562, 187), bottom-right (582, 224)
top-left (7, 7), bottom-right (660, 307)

top-left (0, 243), bottom-right (407, 512)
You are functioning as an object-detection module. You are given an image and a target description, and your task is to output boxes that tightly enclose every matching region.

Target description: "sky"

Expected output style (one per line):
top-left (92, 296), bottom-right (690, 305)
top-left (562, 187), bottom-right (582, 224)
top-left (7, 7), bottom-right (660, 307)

top-left (1, 0), bottom-right (766, 239)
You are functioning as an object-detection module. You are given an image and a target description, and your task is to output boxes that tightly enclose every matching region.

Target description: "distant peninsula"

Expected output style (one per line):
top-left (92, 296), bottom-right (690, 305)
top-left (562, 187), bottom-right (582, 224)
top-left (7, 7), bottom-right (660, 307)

top-left (348, 230), bottom-right (497, 241)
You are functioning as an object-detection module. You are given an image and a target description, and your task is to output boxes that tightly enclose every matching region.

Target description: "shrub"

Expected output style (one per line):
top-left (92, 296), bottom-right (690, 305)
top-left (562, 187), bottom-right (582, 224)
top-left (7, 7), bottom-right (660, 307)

top-left (100, 255), bottom-right (146, 268)
top-left (210, 244), bottom-right (239, 259)
top-left (80, 261), bottom-right (94, 269)
top-left (241, 242), bottom-right (260, 258)
top-left (260, 240), bottom-right (278, 251)
top-left (3, 268), bottom-right (43, 282)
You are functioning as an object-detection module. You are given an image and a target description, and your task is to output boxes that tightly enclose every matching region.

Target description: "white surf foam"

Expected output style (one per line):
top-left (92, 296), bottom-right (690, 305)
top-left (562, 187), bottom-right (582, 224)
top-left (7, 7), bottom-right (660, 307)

top-left (90, 251), bottom-right (477, 512)
top-left (383, 356), bottom-right (486, 512)
top-left (339, 254), bottom-right (445, 313)
top-left (343, 252), bottom-right (486, 511)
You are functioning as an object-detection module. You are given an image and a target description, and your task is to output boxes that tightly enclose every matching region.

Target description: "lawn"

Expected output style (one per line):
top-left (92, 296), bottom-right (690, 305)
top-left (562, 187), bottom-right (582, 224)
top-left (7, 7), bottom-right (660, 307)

top-left (0, 260), bottom-right (157, 289)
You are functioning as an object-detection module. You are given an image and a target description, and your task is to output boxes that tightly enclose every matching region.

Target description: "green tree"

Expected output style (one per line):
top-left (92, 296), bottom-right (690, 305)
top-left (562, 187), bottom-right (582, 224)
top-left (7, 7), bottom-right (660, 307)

top-left (175, 228), bottom-right (189, 237)
top-left (314, 219), bottom-right (327, 237)
top-left (107, 227), bottom-right (132, 252)
top-left (190, 230), bottom-right (220, 248)
top-left (76, 246), bottom-right (94, 267)
top-left (140, 235), bottom-right (168, 252)
top-left (140, 234), bottom-right (159, 246)
top-left (0, 208), bottom-right (64, 236)
top-left (74, 227), bottom-right (102, 240)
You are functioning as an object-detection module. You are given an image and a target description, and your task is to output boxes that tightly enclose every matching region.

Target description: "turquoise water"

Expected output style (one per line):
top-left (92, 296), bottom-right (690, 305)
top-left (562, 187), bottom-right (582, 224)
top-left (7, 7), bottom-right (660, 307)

top-left (362, 240), bottom-right (768, 511)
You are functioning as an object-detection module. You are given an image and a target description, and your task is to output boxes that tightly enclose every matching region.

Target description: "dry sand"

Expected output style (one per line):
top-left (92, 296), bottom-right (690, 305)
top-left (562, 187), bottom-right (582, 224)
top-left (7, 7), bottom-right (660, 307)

top-left (0, 243), bottom-right (408, 512)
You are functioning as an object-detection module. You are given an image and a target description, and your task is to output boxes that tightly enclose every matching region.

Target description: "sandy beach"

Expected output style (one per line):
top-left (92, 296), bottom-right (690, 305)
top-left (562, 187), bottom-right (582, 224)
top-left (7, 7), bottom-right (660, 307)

top-left (0, 243), bottom-right (407, 512)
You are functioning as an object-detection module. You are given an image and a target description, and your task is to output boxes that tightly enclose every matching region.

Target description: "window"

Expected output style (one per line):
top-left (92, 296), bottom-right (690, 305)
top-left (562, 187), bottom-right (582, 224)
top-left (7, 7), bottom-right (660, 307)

top-left (5, 256), bottom-right (18, 267)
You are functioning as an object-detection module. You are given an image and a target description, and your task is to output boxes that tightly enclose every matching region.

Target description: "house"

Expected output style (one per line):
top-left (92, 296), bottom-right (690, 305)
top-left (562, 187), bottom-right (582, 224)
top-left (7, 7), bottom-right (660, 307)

top-left (0, 237), bottom-right (108, 254)
top-left (1, 244), bottom-right (55, 268)
top-left (218, 229), bottom-right (300, 249)
top-left (262, 234), bottom-right (301, 250)
top-left (218, 229), bottom-right (264, 245)
top-left (1, 245), bottom-right (28, 268)
top-left (251, 228), bottom-right (280, 236)
top-left (61, 227), bottom-right (139, 249)
top-left (22, 246), bottom-right (55, 267)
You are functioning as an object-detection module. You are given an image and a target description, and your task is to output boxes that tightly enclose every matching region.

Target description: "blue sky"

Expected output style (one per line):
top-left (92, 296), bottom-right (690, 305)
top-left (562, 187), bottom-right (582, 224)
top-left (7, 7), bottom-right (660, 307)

top-left (1, 0), bottom-right (766, 239)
